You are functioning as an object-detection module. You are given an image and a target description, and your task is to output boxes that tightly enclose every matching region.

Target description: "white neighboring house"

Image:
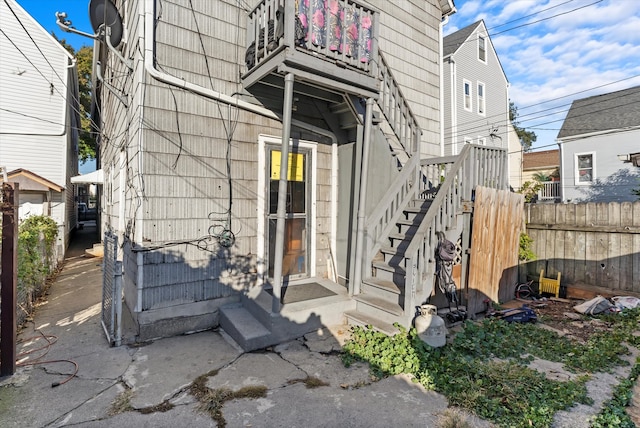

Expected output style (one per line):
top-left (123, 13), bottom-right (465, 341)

top-left (0, 0), bottom-right (81, 260)
top-left (557, 86), bottom-right (640, 203)
top-left (507, 123), bottom-right (523, 192)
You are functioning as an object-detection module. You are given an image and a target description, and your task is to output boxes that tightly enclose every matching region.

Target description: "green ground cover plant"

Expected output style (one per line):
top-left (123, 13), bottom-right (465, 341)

top-left (343, 308), bottom-right (640, 428)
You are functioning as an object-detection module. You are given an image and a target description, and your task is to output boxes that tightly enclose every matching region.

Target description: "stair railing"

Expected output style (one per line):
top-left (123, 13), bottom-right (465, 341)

top-left (376, 52), bottom-right (421, 157)
top-left (363, 153), bottom-right (420, 266)
top-left (402, 145), bottom-right (507, 318)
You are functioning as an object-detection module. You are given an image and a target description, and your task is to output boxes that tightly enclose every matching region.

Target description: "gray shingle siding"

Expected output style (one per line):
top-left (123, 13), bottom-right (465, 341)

top-left (442, 20), bottom-right (509, 156)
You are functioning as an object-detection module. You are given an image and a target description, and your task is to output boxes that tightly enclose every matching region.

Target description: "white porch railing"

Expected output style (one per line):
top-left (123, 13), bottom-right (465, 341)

top-left (537, 181), bottom-right (561, 201)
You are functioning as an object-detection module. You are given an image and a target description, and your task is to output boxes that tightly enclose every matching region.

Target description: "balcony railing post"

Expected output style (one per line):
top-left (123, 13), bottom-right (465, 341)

top-left (283, 0), bottom-right (295, 48)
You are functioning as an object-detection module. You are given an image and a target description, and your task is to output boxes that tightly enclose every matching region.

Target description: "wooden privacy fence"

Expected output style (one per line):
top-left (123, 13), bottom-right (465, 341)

top-left (524, 202), bottom-right (640, 295)
top-left (467, 187), bottom-right (524, 315)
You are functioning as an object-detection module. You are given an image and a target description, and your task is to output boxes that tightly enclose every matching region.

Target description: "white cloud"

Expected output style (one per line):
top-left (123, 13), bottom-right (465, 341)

top-left (447, 0), bottom-right (640, 148)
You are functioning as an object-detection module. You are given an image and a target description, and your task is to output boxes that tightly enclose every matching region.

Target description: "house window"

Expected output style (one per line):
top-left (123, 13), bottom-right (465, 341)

top-left (478, 35), bottom-right (486, 63)
top-left (464, 137), bottom-right (473, 145)
top-left (575, 153), bottom-right (595, 184)
top-left (477, 82), bottom-right (486, 115)
top-left (478, 137), bottom-right (486, 146)
top-left (463, 80), bottom-right (472, 111)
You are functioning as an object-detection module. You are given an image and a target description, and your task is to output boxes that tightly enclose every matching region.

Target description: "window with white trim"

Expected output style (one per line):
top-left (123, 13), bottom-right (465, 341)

top-left (478, 137), bottom-right (486, 146)
top-left (478, 34), bottom-right (487, 63)
top-left (575, 152), bottom-right (595, 184)
top-left (477, 82), bottom-right (486, 115)
top-left (463, 80), bottom-right (472, 111)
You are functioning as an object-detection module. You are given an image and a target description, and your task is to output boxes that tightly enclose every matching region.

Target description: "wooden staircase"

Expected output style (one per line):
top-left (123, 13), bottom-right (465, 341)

top-left (345, 143), bottom-right (508, 335)
top-left (346, 198), bottom-right (433, 334)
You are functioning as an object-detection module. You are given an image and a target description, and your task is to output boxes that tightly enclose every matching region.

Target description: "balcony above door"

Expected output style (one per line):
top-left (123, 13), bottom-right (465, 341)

top-left (242, 0), bottom-right (380, 107)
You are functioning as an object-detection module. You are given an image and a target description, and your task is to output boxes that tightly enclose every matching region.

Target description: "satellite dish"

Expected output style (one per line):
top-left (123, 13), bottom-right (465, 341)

top-left (89, 0), bottom-right (123, 47)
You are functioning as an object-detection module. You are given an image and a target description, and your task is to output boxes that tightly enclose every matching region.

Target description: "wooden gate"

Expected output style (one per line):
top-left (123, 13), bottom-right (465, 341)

top-left (467, 186), bottom-right (524, 315)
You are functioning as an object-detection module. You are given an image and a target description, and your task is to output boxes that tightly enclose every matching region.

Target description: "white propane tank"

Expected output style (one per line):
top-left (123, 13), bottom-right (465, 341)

top-left (415, 304), bottom-right (447, 347)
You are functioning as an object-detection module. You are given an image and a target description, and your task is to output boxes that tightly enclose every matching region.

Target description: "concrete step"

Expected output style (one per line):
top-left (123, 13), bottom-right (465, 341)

top-left (219, 304), bottom-right (273, 351)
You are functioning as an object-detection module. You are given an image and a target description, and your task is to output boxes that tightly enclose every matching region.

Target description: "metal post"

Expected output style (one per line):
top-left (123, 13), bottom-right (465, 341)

top-left (1, 183), bottom-right (18, 376)
top-left (352, 98), bottom-right (374, 295)
top-left (114, 261), bottom-right (123, 347)
top-left (271, 73), bottom-right (295, 313)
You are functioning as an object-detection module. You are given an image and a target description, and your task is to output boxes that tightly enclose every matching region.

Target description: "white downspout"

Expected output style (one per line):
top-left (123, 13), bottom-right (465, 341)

top-left (558, 140), bottom-right (565, 202)
top-left (439, 15), bottom-right (449, 157)
top-left (450, 58), bottom-right (457, 155)
top-left (143, 0), bottom-right (277, 122)
top-left (143, 0), bottom-right (338, 133)
top-left (330, 141), bottom-right (338, 282)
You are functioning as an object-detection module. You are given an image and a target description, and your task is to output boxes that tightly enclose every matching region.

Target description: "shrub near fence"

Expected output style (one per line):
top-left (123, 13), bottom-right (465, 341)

top-left (524, 202), bottom-right (640, 295)
top-left (0, 215), bottom-right (59, 329)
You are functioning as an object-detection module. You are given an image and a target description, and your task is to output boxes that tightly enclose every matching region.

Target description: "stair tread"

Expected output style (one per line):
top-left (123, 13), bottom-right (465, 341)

top-left (388, 232), bottom-right (410, 240)
top-left (380, 245), bottom-right (408, 255)
top-left (396, 218), bottom-right (419, 226)
top-left (363, 277), bottom-right (402, 294)
top-left (404, 206), bottom-right (429, 214)
top-left (344, 311), bottom-right (400, 336)
top-left (355, 294), bottom-right (403, 316)
top-left (372, 260), bottom-right (406, 274)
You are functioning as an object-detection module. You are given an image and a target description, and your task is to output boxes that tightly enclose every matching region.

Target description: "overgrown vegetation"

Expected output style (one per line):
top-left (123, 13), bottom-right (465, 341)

top-left (509, 101), bottom-right (537, 152)
top-left (343, 308), bottom-right (640, 428)
top-left (518, 180), bottom-right (543, 203)
top-left (17, 215), bottom-right (59, 292)
top-left (53, 34), bottom-right (96, 163)
top-left (519, 232), bottom-right (536, 261)
top-left (590, 359), bottom-right (640, 428)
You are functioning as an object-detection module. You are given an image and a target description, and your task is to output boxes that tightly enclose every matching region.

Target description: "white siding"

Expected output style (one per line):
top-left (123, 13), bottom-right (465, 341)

top-left (560, 130), bottom-right (640, 203)
top-left (507, 124), bottom-right (523, 191)
top-left (0, 0), bottom-right (79, 255)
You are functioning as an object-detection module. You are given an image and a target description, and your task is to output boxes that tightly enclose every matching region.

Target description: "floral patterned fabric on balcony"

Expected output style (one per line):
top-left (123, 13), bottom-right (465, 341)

top-left (296, 0), bottom-right (372, 63)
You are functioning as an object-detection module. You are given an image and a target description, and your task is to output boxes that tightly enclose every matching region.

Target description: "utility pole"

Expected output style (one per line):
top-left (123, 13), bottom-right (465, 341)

top-left (1, 182), bottom-right (18, 376)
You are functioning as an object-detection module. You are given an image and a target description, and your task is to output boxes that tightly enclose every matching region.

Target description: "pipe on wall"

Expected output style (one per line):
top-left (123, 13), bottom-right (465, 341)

top-left (140, 0), bottom-right (343, 294)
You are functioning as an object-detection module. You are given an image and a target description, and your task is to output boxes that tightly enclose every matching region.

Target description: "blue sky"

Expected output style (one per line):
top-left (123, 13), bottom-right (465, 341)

top-left (16, 0), bottom-right (640, 155)
top-left (446, 0), bottom-right (640, 151)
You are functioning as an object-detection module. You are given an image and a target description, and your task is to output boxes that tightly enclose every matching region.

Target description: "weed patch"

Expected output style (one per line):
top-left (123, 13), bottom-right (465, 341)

top-left (287, 376), bottom-right (330, 388)
top-left (188, 370), bottom-right (267, 427)
top-left (343, 309), bottom-right (640, 428)
top-left (108, 389), bottom-right (134, 416)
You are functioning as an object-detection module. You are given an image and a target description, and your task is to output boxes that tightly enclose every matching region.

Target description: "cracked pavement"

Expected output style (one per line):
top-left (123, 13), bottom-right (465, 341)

top-left (1, 224), bottom-right (486, 428)
top-left (2, 223), bottom-right (636, 428)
